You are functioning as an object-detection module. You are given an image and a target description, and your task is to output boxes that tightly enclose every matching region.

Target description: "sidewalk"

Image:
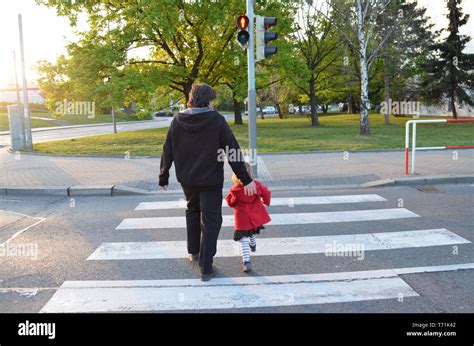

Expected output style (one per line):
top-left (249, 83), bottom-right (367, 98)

top-left (0, 147), bottom-right (473, 192)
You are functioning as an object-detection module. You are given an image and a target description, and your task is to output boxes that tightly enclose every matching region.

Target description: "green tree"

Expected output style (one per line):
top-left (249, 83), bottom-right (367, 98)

top-left (422, 0), bottom-right (474, 118)
top-left (37, 0), bottom-right (245, 103)
top-left (279, 0), bottom-right (341, 127)
top-left (324, 0), bottom-right (396, 135)
top-left (378, 0), bottom-right (435, 124)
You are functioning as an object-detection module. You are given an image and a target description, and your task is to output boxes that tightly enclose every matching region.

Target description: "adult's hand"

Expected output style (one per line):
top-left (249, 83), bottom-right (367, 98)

top-left (244, 181), bottom-right (257, 196)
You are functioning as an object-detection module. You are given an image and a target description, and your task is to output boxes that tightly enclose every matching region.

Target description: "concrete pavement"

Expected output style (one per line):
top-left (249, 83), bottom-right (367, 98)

top-left (0, 146), bottom-right (472, 194)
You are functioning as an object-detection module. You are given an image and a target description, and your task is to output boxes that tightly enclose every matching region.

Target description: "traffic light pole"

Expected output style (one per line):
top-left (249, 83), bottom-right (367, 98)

top-left (246, 0), bottom-right (258, 178)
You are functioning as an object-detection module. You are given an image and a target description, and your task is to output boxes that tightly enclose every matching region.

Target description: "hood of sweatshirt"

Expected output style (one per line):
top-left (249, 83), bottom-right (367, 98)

top-left (175, 110), bottom-right (218, 133)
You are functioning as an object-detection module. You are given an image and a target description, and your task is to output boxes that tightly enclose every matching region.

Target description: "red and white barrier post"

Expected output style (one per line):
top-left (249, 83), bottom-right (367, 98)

top-left (405, 119), bottom-right (474, 175)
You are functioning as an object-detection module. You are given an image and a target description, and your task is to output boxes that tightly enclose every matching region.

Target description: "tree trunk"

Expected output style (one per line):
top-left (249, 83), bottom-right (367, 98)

top-left (383, 51), bottom-right (391, 125)
top-left (357, 0), bottom-right (370, 136)
top-left (276, 102), bottom-right (285, 119)
top-left (359, 60), bottom-right (371, 136)
top-left (451, 94), bottom-right (458, 119)
top-left (347, 91), bottom-right (354, 114)
top-left (259, 105), bottom-right (264, 119)
top-left (309, 78), bottom-right (320, 127)
top-left (233, 96), bottom-right (243, 125)
top-left (183, 82), bottom-right (193, 106)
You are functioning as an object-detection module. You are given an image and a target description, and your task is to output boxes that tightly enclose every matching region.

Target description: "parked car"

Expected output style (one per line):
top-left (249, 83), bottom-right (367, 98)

top-left (262, 106), bottom-right (277, 115)
top-left (301, 105), bottom-right (311, 114)
top-left (288, 104), bottom-right (296, 114)
top-left (338, 102), bottom-right (348, 112)
top-left (154, 110), bottom-right (174, 117)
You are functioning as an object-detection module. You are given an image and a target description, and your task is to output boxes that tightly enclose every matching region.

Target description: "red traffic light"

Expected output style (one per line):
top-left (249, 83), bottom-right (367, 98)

top-left (237, 15), bottom-right (249, 30)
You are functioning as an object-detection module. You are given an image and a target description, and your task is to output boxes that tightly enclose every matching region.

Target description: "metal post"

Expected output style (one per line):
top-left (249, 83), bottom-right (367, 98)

top-left (112, 106), bottom-right (117, 134)
top-left (13, 51), bottom-right (21, 109)
top-left (247, 0), bottom-right (258, 178)
top-left (18, 14), bottom-right (32, 150)
top-left (405, 120), bottom-right (411, 176)
top-left (411, 123), bottom-right (417, 175)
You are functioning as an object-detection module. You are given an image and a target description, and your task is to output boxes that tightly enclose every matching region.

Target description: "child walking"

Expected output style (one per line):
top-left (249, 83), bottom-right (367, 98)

top-left (225, 163), bottom-right (271, 272)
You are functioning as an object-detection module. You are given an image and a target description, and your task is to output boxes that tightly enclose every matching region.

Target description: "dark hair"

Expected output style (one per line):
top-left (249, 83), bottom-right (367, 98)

top-left (187, 83), bottom-right (217, 108)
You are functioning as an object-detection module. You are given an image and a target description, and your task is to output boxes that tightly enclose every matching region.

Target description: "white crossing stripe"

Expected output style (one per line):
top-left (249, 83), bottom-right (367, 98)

top-left (40, 263), bottom-right (474, 313)
top-left (40, 275), bottom-right (415, 313)
top-left (88, 229), bottom-right (469, 260)
top-left (116, 208), bottom-right (419, 230)
top-left (135, 194), bottom-right (387, 211)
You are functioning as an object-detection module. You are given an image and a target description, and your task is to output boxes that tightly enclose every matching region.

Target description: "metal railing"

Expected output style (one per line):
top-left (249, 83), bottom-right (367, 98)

top-left (405, 119), bottom-right (474, 175)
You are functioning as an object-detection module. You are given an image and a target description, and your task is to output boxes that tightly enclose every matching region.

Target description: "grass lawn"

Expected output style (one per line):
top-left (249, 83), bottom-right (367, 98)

top-left (0, 113), bottom-right (61, 131)
top-left (58, 112), bottom-right (151, 125)
top-left (0, 112), bottom-right (151, 131)
top-left (33, 114), bottom-right (474, 156)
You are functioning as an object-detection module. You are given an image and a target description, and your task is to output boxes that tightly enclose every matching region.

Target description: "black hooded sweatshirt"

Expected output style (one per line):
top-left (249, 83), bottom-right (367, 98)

top-left (159, 110), bottom-right (252, 189)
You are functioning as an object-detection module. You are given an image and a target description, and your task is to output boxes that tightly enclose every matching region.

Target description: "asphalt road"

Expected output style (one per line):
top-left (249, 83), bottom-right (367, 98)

top-left (0, 118), bottom-right (173, 146)
top-left (0, 184), bottom-right (473, 313)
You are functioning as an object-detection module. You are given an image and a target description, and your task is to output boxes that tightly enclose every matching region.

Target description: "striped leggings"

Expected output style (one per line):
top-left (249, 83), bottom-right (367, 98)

top-left (240, 235), bottom-right (256, 263)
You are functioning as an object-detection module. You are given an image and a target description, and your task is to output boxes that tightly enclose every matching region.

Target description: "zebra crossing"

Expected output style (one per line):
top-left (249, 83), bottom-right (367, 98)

top-left (40, 193), bottom-right (472, 313)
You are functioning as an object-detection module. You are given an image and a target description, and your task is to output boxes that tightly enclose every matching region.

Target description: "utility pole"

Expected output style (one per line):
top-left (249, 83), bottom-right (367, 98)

top-left (246, 0), bottom-right (258, 178)
top-left (18, 14), bottom-right (32, 150)
top-left (13, 51), bottom-right (21, 108)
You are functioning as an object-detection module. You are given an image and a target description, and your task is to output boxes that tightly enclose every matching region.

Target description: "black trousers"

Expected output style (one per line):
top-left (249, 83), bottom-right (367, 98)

top-left (182, 186), bottom-right (223, 275)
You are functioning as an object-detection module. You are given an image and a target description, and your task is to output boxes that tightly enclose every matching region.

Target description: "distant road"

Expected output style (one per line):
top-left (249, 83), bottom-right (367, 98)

top-left (0, 118), bottom-right (173, 146)
top-left (0, 113), bottom-right (246, 146)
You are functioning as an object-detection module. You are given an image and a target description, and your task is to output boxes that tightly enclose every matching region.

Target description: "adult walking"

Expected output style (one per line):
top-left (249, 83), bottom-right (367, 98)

top-left (159, 83), bottom-right (257, 281)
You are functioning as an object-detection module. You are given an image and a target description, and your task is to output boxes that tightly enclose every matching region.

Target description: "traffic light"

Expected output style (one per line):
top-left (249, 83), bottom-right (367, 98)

top-left (256, 16), bottom-right (277, 61)
top-left (236, 15), bottom-right (250, 48)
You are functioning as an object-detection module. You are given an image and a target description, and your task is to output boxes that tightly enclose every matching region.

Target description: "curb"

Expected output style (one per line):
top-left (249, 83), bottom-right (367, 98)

top-left (1, 175), bottom-right (473, 197)
top-left (361, 174), bottom-right (474, 188)
top-left (4, 147), bottom-right (158, 160)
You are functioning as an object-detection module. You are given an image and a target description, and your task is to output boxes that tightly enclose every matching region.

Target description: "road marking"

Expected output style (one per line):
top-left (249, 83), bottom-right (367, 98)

top-left (0, 210), bottom-right (46, 245)
top-left (88, 229), bottom-right (469, 260)
top-left (135, 194), bottom-right (387, 211)
top-left (116, 208), bottom-right (419, 230)
top-left (0, 209), bottom-right (44, 219)
top-left (40, 276), bottom-right (417, 313)
top-left (256, 156), bottom-right (273, 182)
top-left (41, 262), bottom-right (474, 290)
top-left (40, 263), bottom-right (474, 312)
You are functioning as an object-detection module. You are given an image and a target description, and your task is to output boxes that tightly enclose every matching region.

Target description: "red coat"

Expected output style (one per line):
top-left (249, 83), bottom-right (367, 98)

top-left (225, 180), bottom-right (271, 230)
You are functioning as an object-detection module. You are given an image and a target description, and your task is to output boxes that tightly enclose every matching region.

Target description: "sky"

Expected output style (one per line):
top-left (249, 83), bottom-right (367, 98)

top-left (0, 0), bottom-right (473, 89)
